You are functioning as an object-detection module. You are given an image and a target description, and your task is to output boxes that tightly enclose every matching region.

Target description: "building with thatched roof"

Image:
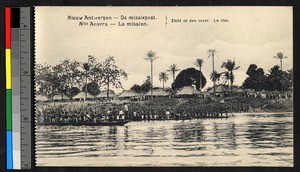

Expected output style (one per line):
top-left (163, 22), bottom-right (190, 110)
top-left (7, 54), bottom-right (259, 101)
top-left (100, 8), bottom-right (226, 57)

top-left (52, 93), bottom-right (69, 102)
top-left (97, 90), bottom-right (116, 100)
top-left (245, 89), bottom-right (258, 98)
top-left (176, 86), bottom-right (199, 97)
top-left (145, 88), bottom-right (169, 97)
top-left (36, 94), bottom-right (49, 102)
top-left (207, 85), bottom-right (230, 97)
top-left (72, 92), bottom-right (97, 101)
top-left (257, 90), bottom-right (286, 99)
top-left (118, 90), bottom-right (141, 99)
top-left (231, 87), bottom-right (246, 96)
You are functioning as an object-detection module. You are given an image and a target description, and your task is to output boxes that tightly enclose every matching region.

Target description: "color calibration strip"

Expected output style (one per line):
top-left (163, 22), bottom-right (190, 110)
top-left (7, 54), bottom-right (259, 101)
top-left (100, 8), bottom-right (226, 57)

top-left (12, 7), bottom-right (21, 169)
top-left (6, 7), bottom-right (13, 170)
top-left (6, 7), bottom-right (28, 170)
top-left (20, 7), bottom-right (32, 169)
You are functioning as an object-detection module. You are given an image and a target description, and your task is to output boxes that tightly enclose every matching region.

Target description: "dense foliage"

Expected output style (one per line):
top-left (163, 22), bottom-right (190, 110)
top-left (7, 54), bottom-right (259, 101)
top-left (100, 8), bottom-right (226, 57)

top-left (35, 56), bottom-right (127, 99)
top-left (171, 68), bottom-right (207, 91)
top-left (130, 76), bottom-right (152, 94)
top-left (242, 64), bottom-right (292, 91)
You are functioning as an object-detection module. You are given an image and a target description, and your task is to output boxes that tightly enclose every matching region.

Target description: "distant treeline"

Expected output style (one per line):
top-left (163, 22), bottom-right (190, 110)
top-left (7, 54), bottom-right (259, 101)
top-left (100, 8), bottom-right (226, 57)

top-left (35, 55), bottom-right (128, 99)
top-left (242, 64), bottom-right (292, 92)
top-left (36, 54), bottom-right (293, 100)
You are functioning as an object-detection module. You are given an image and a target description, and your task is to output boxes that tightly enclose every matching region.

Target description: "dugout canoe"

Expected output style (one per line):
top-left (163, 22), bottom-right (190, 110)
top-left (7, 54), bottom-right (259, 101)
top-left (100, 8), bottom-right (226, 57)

top-left (38, 120), bottom-right (129, 126)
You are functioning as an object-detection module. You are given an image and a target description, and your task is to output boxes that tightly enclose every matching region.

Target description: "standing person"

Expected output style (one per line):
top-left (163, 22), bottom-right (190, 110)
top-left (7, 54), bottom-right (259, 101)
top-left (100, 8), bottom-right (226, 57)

top-left (124, 103), bottom-right (129, 120)
top-left (107, 108), bottom-right (112, 122)
top-left (119, 109), bottom-right (125, 121)
top-left (165, 109), bottom-right (170, 120)
top-left (112, 107), bottom-right (117, 121)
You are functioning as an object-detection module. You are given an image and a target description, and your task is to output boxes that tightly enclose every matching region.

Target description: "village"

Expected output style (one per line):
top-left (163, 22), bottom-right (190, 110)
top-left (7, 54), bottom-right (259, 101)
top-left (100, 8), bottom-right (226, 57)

top-left (34, 6), bottom-right (294, 167)
top-left (36, 84), bottom-right (292, 103)
top-left (35, 50), bottom-right (293, 126)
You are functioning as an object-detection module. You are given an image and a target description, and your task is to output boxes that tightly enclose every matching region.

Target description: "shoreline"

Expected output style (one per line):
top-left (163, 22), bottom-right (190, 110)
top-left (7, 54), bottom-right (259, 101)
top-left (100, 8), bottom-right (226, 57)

top-left (36, 96), bottom-right (293, 113)
top-left (35, 96), bottom-right (293, 126)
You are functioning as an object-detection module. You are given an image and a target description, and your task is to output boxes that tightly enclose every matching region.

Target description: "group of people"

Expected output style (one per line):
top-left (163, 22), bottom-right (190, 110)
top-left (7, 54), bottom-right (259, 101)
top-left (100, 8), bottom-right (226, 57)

top-left (36, 102), bottom-right (251, 124)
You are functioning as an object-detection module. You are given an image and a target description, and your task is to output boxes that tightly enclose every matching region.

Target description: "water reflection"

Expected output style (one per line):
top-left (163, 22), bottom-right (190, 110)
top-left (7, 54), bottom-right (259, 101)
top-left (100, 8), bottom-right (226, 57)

top-left (213, 122), bottom-right (237, 150)
top-left (246, 121), bottom-right (292, 149)
top-left (36, 113), bottom-right (293, 166)
top-left (173, 120), bottom-right (205, 143)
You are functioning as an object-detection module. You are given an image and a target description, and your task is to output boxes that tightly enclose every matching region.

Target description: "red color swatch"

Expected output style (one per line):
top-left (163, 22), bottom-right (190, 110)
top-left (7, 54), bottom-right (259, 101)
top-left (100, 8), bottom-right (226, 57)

top-left (5, 7), bottom-right (11, 49)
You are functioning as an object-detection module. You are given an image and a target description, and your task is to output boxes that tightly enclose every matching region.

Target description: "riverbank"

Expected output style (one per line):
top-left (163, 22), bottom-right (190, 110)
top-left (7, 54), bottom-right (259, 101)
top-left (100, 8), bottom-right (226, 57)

top-left (36, 95), bottom-right (293, 114)
top-left (130, 96), bottom-right (293, 113)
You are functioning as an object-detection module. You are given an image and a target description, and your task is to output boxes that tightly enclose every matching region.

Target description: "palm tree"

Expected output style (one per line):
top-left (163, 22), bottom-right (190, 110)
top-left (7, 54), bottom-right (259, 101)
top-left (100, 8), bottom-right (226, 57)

top-left (194, 58), bottom-right (204, 93)
top-left (273, 52), bottom-right (288, 71)
top-left (215, 72), bottom-right (222, 85)
top-left (208, 49), bottom-right (217, 94)
top-left (210, 70), bottom-right (220, 85)
top-left (167, 64), bottom-right (180, 82)
top-left (144, 50), bottom-right (159, 98)
top-left (159, 72), bottom-right (169, 89)
top-left (222, 72), bottom-right (231, 86)
top-left (221, 59), bottom-right (240, 93)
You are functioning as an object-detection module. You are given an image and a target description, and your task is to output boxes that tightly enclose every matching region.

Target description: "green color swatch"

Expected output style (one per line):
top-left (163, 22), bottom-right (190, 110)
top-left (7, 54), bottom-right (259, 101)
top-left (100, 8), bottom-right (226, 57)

top-left (6, 89), bottom-right (12, 130)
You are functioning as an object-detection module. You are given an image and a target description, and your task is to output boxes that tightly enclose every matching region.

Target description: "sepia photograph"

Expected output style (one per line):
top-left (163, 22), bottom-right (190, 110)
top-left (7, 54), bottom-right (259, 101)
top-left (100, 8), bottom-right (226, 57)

top-left (34, 6), bottom-right (293, 166)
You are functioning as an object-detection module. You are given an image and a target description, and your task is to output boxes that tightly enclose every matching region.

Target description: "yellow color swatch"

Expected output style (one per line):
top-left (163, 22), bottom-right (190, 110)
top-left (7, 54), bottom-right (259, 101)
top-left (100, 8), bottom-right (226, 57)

top-left (6, 49), bottom-right (11, 89)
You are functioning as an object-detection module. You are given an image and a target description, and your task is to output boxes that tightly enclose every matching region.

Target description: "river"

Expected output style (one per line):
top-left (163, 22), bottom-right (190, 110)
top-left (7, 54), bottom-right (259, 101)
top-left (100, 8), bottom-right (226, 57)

top-left (35, 112), bottom-right (293, 166)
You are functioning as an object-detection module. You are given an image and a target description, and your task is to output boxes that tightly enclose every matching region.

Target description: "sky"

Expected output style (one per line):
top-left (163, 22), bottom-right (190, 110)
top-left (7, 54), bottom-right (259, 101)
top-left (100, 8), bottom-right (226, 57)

top-left (35, 7), bottom-right (293, 93)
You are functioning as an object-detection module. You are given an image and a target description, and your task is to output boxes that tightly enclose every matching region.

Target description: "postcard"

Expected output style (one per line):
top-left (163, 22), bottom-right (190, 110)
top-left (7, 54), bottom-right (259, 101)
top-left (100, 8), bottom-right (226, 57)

top-left (34, 6), bottom-right (293, 166)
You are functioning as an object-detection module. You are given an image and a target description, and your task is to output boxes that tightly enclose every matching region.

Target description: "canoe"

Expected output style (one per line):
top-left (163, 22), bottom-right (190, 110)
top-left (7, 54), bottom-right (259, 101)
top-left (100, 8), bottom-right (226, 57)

top-left (38, 120), bottom-right (129, 126)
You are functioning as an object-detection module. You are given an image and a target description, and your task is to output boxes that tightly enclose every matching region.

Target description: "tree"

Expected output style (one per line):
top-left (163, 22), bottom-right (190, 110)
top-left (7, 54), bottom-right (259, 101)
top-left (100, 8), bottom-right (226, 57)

top-left (281, 70), bottom-right (293, 91)
top-left (284, 68), bottom-right (293, 91)
top-left (52, 59), bottom-right (81, 99)
top-left (159, 72), bottom-right (169, 89)
top-left (130, 76), bottom-right (152, 94)
top-left (242, 64), bottom-right (269, 91)
top-left (35, 63), bottom-right (53, 95)
top-left (172, 68), bottom-right (207, 91)
top-left (273, 52), bottom-right (288, 71)
top-left (85, 82), bottom-right (101, 98)
top-left (57, 59), bottom-right (81, 88)
top-left (130, 84), bottom-right (142, 94)
top-left (194, 58), bottom-right (204, 93)
top-left (82, 62), bottom-right (90, 99)
top-left (101, 56), bottom-right (128, 99)
top-left (265, 65), bottom-right (293, 92)
top-left (221, 59), bottom-right (240, 93)
top-left (210, 70), bottom-right (222, 85)
top-left (267, 65), bottom-right (284, 91)
top-left (144, 50), bottom-right (159, 98)
top-left (141, 76), bottom-right (152, 94)
top-left (167, 64), bottom-right (180, 82)
top-left (50, 59), bottom-right (93, 100)
top-left (80, 55), bottom-right (103, 100)
top-left (65, 87), bottom-right (80, 99)
top-left (222, 71), bottom-right (230, 85)
top-left (208, 49), bottom-right (217, 94)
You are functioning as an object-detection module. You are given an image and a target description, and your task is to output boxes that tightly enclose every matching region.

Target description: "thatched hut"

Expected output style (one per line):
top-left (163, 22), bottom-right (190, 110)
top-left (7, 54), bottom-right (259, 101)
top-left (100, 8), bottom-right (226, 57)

top-left (176, 86), bottom-right (199, 97)
top-left (233, 87), bottom-right (246, 97)
top-left (72, 92), bottom-right (97, 101)
top-left (36, 94), bottom-right (49, 102)
top-left (145, 88), bottom-right (169, 98)
top-left (51, 93), bottom-right (69, 102)
top-left (118, 90), bottom-right (141, 100)
top-left (97, 90), bottom-right (116, 100)
top-left (207, 85), bottom-right (230, 97)
top-left (245, 89), bottom-right (258, 98)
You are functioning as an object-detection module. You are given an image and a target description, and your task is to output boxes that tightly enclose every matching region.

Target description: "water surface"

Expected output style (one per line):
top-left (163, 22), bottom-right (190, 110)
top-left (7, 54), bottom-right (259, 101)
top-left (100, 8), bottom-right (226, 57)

top-left (36, 113), bottom-right (293, 166)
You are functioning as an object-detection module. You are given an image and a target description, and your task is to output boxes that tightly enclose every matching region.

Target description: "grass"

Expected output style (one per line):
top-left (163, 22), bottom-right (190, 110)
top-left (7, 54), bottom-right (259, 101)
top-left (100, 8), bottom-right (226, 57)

top-left (132, 96), bottom-right (293, 112)
top-left (38, 95), bottom-right (293, 113)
